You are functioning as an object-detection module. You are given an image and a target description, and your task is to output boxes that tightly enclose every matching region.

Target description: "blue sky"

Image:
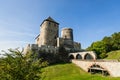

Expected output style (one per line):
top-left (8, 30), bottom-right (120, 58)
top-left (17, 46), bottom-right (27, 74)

top-left (0, 0), bottom-right (120, 52)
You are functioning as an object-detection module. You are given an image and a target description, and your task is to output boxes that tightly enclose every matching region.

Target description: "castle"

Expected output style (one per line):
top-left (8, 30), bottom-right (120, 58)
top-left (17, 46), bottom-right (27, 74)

top-left (24, 17), bottom-right (81, 54)
top-left (23, 17), bottom-right (120, 77)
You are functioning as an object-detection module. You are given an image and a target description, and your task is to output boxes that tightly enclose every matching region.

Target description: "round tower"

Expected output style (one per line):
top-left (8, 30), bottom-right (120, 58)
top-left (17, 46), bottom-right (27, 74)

top-left (61, 28), bottom-right (73, 41)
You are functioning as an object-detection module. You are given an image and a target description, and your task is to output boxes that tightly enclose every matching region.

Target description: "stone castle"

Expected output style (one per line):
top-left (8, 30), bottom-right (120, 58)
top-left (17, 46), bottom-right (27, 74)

top-left (23, 17), bottom-right (120, 77)
top-left (24, 17), bottom-right (81, 54)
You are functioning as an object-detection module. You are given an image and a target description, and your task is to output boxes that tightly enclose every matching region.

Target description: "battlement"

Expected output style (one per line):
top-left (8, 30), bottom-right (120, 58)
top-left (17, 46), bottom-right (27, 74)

top-left (62, 28), bottom-right (73, 30)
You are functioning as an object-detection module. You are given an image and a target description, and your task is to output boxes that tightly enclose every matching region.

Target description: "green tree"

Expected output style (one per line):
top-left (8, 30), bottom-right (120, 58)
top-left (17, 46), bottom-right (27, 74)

top-left (102, 36), bottom-right (113, 52)
top-left (0, 49), bottom-right (48, 80)
top-left (87, 41), bottom-right (107, 58)
top-left (87, 32), bottom-right (120, 59)
top-left (111, 32), bottom-right (120, 50)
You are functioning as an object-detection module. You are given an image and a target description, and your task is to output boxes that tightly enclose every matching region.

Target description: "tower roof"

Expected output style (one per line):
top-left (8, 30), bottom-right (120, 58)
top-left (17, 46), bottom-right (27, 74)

top-left (46, 16), bottom-right (56, 22)
top-left (40, 16), bottom-right (59, 26)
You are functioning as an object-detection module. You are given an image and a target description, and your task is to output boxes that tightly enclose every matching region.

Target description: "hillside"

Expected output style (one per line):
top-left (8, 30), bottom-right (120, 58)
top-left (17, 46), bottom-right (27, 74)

top-left (106, 50), bottom-right (120, 59)
top-left (42, 63), bottom-right (120, 80)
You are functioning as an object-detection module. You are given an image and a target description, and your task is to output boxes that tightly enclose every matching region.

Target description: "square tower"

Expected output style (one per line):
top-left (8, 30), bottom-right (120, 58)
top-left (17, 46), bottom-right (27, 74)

top-left (36, 17), bottom-right (59, 46)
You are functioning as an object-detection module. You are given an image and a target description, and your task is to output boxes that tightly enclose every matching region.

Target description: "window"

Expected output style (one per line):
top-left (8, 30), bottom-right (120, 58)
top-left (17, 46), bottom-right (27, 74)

top-left (54, 23), bottom-right (56, 26)
top-left (64, 35), bottom-right (67, 38)
top-left (54, 36), bottom-right (57, 39)
top-left (49, 22), bottom-right (51, 25)
top-left (37, 38), bottom-right (39, 41)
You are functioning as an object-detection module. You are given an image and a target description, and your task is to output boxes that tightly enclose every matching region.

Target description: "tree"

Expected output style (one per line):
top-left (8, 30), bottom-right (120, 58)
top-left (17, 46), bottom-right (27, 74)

top-left (111, 32), bottom-right (120, 50)
top-left (0, 49), bottom-right (48, 80)
top-left (87, 41), bottom-right (106, 57)
top-left (87, 32), bottom-right (120, 59)
top-left (102, 36), bottom-right (113, 52)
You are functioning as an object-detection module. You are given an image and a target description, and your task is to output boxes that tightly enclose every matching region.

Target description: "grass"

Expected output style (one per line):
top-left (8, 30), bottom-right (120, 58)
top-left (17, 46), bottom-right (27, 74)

top-left (106, 50), bottom-right (120, 59)
top-left (42, 63), bottom-right (120, 80)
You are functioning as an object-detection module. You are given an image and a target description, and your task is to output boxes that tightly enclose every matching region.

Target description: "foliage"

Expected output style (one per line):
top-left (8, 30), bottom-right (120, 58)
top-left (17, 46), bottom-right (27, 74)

top-left (38, 47), bottom-right (69, 64)
top-left (87, 32), bottom-right (120, 58)
top-left (99, 53), bottom-right (108, 59)
top-left (0, 49), bottom-right (48, 80)
top-left (42, 63), bottom-right (120, 80)
top-left (58, 47), bottom-right (69, 62)
top-left (106, 50), bottom-right (120, 60)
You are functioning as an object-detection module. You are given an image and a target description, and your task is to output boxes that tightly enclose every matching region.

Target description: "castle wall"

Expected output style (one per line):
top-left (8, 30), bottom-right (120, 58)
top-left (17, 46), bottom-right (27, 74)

top-left (57, 38), bottom-right (81, 51)
top-left (38, 45), bottom-right (59, 54)
top-left (73, 42), bottom-right (81, 51)
top-left (35, 35), bottom-right (40, 44)
top-left (63, 39), bottom-right (74, 48)
top-left (24, 44), bottom-right (59, 54)
top-left (23, 44), bottom-right (38, 54)
top-left (23, 44), bottom-right (31, 54)
top-left (57, 37), bottom-right (64, 47)
top-left (72, 60), bottom-right (120, 77)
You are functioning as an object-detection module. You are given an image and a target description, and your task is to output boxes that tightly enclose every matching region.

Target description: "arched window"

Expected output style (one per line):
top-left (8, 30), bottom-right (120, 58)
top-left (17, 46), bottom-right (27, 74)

top-left (76, 54), bottom-right (82, 59)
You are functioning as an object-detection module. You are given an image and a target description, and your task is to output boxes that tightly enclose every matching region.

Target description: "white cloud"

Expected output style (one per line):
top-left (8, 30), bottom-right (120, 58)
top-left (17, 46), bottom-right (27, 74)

top-left (0, 29), bottom-right (36, 37)
top-left (0, 40), bottom-right (32, 52)
top-left (0, 18), bottom-right (37, 34)
top-left (0, 19), bottom-right (37, 54)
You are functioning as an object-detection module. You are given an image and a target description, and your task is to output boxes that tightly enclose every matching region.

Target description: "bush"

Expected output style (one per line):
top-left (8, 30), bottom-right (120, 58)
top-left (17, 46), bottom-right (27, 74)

top-left (0, 49), bottom-right (48, 80)
top-left (99, 53), bottom-right (108, 59)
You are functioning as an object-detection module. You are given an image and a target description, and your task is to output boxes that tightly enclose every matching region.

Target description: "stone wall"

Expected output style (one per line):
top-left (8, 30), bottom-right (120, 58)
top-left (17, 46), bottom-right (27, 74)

top-left (38, 45), bottom-right (59, 54)
top-left (73, 42), bottom-right (81, 51)
top-left (71, 60), bottom-right (120, 77)
top-left (57, 37), bottom-right (64, 47)
top-left (23, 44), bottom-right (59, 54)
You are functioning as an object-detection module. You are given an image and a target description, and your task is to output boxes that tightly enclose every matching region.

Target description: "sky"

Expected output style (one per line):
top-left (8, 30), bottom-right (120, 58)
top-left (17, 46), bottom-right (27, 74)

top-left (0, 0), bottom-right (120, 53)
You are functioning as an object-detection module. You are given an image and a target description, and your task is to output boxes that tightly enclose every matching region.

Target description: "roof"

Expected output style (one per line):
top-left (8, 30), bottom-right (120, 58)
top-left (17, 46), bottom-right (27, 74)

top-left (35, 34), bottom-right (40, 39)
top-left (46, 16), bottom-right (56, 22)
top-left (62, 27), bottom-right (73, 30)
top-left (40, 16), bottom-right (59, 26)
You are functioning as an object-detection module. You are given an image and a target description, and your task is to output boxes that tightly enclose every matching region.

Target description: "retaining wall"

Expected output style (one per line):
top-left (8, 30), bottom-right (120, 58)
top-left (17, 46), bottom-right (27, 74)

top-left (72, 60), bottom-right (120, 77)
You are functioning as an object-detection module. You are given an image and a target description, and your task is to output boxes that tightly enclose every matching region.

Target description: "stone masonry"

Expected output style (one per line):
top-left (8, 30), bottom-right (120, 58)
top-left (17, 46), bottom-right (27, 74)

top-left (72, 60), bottom-right (120, 77)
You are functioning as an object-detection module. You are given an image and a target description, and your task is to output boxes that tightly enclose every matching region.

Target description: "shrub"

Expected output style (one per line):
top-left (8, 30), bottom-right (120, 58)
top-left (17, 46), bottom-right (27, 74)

top-left (0, 49), bottom-right (48, 80)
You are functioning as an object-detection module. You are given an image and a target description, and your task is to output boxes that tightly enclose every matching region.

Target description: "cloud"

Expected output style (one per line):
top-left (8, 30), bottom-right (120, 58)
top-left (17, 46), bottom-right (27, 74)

top-left (0, 29), bottom-right (36, 37)
top-left (0, 40), bottom-right (29, 57)
top-left (0, 40), bottom-right (33, 52)
top-left (0, 18), bottom-right (35, 32)
top-left (0, 18), bottom-right (37, 54)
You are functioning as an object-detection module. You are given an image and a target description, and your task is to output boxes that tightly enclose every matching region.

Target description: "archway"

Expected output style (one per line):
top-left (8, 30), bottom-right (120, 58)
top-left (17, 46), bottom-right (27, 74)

top-left (76, 54), bottom-right (82, 59)
top-left (84, 53), bottom-right (93, 60)
top-left (88, 64), bottom-right (109, 76)
top-left (69, 55), bottom-right (74, 59)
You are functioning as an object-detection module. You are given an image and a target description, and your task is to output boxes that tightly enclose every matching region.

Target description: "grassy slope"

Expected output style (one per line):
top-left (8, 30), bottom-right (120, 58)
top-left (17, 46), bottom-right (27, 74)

top-left (106, 50), bottom-right (120, 59)
top-left (42, 63), bottom-right (120, 80)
